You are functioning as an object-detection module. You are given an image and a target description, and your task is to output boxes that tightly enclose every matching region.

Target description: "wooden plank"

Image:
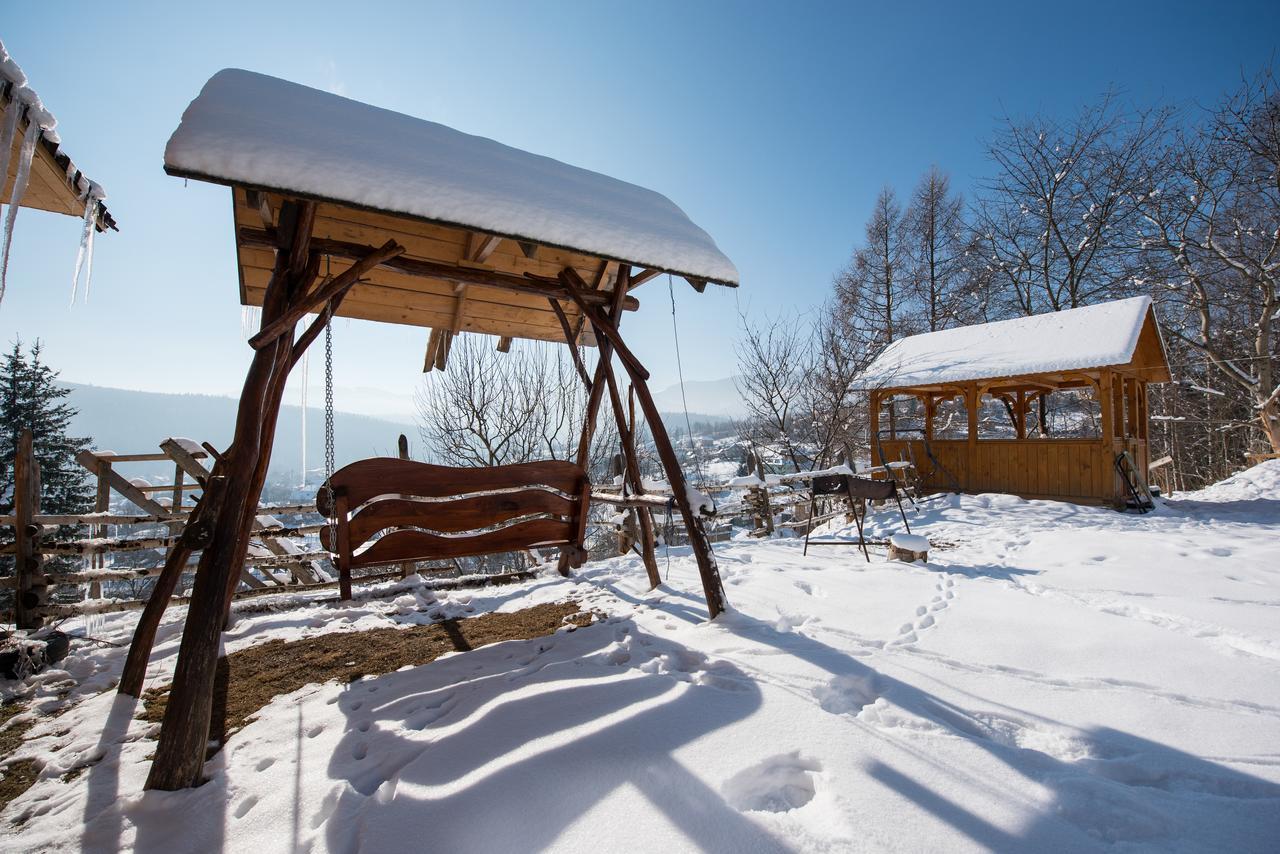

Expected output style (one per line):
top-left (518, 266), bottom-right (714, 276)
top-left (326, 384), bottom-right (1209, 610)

top-left (351, 518), bottom-right (574, 567)
top-left (338, 489), bottom-right (577, 546)
top-left (318, 458), bottom-right (586, 516)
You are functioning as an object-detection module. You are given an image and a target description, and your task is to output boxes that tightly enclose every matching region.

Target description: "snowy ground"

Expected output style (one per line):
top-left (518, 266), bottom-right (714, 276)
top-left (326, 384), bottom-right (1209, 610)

top-left (4, 463), bottom-right (1280, 853)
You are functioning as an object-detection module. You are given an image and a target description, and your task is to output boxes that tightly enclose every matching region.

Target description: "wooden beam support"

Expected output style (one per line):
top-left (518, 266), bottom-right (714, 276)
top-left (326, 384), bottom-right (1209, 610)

top-left (599, 347), bottom-right (661, 588)
top-left (558, 267), bottom-right (650, 381)
top-left (588, 309), bottom-right (726, 618)
top-left (466, 231), bottom-right (502, 263)
top-left (146, 199), bottom-right (320, 791)
top-left (239, 228), bottom-right (638, 312)
top-left (496, 336), bottom-right (513, 353)
top-left (558, 266), bottom-right (634, 575)
top-left (248, 238), bottom-right (405, 350)
top-left (547, 297), bottom-right (593, 392)
top-left (517, 240), bottom-right (539, 259)
top-left (423, 328), bottom-right (444, 373)
top-left (628, 268), bottom-right (661, 288)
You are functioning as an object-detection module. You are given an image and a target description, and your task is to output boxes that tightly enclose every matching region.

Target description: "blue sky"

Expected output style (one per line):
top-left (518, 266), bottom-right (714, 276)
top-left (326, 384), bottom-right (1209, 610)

top-left (2, 0), bottom-right (1277, 415)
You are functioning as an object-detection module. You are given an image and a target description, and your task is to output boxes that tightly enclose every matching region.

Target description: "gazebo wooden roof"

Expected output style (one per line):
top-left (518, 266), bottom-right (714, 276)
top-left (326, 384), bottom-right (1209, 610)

top-left (163, 69), bottom-right (736, 356)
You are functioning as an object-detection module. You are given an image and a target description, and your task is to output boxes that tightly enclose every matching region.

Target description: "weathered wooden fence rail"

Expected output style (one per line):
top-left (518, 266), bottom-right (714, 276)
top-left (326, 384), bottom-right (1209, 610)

top-left (4, 432), bottom-right (881, 629)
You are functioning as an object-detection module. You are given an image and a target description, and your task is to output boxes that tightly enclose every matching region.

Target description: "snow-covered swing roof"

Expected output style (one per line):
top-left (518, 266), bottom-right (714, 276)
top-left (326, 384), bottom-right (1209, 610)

top-left (855, 296), bottom-right (1171, 391)
top-left (164, 69), bottom-right (738, 346)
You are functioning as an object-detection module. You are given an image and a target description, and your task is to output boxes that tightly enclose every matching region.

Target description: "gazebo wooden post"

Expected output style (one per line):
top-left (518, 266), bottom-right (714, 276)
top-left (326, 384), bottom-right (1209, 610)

top-left (868, 390), bottom-right (881, 460)
top-left (559, 268), bottom-right (726, 618)
top-left (145, 200), bottom-right (323, 791)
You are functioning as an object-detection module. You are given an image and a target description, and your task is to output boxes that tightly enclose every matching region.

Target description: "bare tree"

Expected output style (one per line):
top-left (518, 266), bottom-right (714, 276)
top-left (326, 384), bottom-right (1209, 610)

top-left (1137, 70), bottom-right (1280, 453)
top-left (975, 93), bottom-right (1169, 315)
top-left (416, 336), bottom-right (579, 467)
top-left (835, 187), bottom-right (916, 349)
top-left (903, 167), bottom-right (975, 331)
top-left (735, 310), bottom-right (865, 473)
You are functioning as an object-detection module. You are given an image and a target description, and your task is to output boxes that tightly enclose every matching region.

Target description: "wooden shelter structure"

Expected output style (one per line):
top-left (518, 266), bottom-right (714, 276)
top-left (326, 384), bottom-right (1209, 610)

top-left (128, 69), bottom-right (739, 790)
top-left (858, 297), bottom-right (1171, 507)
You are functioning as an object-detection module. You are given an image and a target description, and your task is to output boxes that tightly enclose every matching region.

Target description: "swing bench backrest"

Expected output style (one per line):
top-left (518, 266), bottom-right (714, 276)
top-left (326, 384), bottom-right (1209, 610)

top-left (318, 458), bottom-right (592, 573)
top-left (810, 474), bottom-right (898, 501)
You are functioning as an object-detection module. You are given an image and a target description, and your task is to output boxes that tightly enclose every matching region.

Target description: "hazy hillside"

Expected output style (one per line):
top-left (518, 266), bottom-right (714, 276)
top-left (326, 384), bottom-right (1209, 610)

top-left (650, 376), bottom-right (745, 419)
top-left (59, 382), bottom-right (741, 481)
top-left (62, 383), bottom-right (416, 481)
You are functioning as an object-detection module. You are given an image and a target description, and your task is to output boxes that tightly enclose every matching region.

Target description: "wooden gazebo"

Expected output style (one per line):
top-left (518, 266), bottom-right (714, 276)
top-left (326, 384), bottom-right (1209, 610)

top-left (858, 297), bottom-right (1170, 507)
top-left (129, 69), bottom-right (739, 790)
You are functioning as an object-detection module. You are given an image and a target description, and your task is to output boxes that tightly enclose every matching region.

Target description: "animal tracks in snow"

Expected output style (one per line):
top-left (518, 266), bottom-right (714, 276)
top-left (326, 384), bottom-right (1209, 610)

top-left (889, 575), bottom-right (956, 648)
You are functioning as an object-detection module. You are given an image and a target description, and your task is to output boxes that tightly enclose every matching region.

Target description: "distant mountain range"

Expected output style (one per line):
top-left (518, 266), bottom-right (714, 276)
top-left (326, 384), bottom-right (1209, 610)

top-left (58, 377), bottom-right (747, 481)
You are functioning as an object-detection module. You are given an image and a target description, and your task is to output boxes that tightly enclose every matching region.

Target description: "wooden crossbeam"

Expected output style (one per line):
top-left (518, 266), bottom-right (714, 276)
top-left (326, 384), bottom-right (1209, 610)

top-left (238, 228), bottom-right (638, 311)
top-left (629, 268), bottom-right (661, 287)
top-left (248, 239), bottom-right (405, 350)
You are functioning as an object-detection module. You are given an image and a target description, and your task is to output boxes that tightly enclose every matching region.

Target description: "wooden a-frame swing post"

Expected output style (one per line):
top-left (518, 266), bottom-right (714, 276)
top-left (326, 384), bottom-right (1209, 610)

top-left (560, 267), bottom-right (727, 618)
top-left (144, 201), bottom-right (404, 790)
top-left (549, 284), bottom-right (660, 587)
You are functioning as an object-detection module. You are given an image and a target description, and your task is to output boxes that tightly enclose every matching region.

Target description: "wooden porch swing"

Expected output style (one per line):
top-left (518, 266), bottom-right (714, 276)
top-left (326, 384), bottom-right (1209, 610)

top-left (121, 69), bottom-right (741, 791)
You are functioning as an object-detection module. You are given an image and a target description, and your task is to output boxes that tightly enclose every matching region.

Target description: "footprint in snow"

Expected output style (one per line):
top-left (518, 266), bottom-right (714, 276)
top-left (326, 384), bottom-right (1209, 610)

top-left (255, 757), bottom-right (276, 772)
top-left (352, 742), bottom-right (368, 761)
top-left (722, 752), bottom-right (822, 813)
top-left (233, 795), bottom-right (259, 819)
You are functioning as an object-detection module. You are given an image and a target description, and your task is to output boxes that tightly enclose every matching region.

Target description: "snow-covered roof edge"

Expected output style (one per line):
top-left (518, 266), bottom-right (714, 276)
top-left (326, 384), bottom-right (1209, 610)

top-left (164, 69), bottom-right (737, 285)
top-left (854, 296), bottom-right (1167, 389)
top-left (0, 39), bottom-right (115, 232)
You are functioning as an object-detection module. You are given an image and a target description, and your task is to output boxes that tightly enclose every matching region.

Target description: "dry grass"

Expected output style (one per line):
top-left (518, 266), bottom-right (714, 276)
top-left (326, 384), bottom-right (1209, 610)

top-left (142, 601), bottom-right (593, 749)
top-left (0, 700), bottom-right (37, 812)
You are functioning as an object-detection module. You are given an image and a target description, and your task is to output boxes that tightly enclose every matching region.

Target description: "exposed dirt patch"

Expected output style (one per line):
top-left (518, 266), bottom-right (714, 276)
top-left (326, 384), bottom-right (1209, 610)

top-left (142, 601), bottom-right (594, 751)
top-left (0, 700), bottom-right (37, 812)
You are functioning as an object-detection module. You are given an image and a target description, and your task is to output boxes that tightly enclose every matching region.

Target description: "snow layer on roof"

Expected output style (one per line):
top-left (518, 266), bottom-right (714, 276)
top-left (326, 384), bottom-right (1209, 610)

top-left (0, 39), bottom-right (58, 142)
top-left (855, 296), bottom-right (1155, 389)
top-left (164, 69), bottom-right (738, 284)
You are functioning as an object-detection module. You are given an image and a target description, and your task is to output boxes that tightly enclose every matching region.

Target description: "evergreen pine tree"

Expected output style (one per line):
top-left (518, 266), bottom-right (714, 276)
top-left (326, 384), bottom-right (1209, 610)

top-left (0, 340), bottom-right (94, 520)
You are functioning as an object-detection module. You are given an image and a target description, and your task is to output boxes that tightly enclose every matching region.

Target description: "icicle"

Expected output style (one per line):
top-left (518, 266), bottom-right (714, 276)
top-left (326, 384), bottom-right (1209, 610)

top-left (70, 194), bottom-right (101, 305)
top-left (0, 117), bottom-right (39, 306)
top-left (0, 101), bottom-right (19, 203)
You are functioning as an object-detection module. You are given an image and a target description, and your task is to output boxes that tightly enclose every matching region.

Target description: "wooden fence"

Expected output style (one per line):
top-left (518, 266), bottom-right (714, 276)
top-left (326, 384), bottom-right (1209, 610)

top-left (3, 433), bottom-right (882, 629)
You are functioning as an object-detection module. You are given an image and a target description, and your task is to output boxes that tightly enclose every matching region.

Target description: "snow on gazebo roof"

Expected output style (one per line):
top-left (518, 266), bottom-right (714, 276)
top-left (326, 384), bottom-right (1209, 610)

top-left (854, 296), bottom-right (1169, 389)
top-left (164, 69), bottom-right (738, 286)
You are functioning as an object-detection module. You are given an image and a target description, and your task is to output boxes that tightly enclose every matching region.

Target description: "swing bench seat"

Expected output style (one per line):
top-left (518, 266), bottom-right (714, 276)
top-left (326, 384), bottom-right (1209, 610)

top-left (318, 458), bottom-right (592, 598)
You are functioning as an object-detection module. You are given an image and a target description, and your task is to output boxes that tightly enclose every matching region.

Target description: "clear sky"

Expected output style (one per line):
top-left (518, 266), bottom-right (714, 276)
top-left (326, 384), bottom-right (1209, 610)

top-left (2, 0), bottom-right (1277, 417)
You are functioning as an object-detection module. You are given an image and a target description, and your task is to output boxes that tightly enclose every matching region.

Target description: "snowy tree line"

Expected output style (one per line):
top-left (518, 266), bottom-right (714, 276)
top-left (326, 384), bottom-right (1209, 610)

top-left (737, 68), bottom-right (1279, 488)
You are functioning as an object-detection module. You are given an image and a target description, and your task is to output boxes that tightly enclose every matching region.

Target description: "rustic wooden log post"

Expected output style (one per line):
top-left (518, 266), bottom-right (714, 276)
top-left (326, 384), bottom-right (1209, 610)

top-left (600, 361), bottom-right (661, 587)
top-left (89, 458), bottom-right (110, 599)
top-left (14, 430), bottom-right (46, 630)
top-left (559, 268), bottom-right (726, 618)
top-left (394, 435), bottom-right (414, 581)
top-left (754, 455), bottom-right (774, 535)
top-left (556, 266), bottom-right (632, 576)
top-left (144, 201), bottom-right (348, 791)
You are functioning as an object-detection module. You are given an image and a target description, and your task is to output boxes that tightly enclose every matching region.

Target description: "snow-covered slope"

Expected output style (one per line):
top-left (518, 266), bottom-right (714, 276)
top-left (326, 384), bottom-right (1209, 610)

top-left (4, 464), bottom-right (1279, 852)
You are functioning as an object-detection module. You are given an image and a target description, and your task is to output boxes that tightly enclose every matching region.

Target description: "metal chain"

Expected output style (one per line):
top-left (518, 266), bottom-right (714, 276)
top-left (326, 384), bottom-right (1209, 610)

top-left (323, 314), bottom-right (336, 523)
